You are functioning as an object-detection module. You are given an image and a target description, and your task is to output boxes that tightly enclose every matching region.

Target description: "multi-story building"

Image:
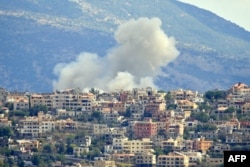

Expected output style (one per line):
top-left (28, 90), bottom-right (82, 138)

top-left (7, 93), bottom-right (29, 110)
top-left (144, 100), bottom-right (166, 117)
top-left (170, 89), bottom-right (196, 101)
top-left (241, 102), bottom-right (250, 114)
top-left (165, 122), bottom-right (184, 138)
top-left (103, 111), bottom-right (122, 123)
top-left (175, 100), bottom-right (198, 112)
top-left (18, 112), bottom-right (55, 137)
top-left (113, 101), bottom-right (125, 112)
top-left (229, 82), bottom-right (250, 97)
top-left (16, 139), bottom-right (41, 151)
top-left (193, 137), bottom-right (213, 153)
top-left (161, 138), bottom-right (179, 151)
top-left (30, 94), bottom-right (45, 108)
top-left (122, 138), bottom-right (153, 154)
top-left (113, 137), bottom-right (128, 152)
top-left (55, 118), bottom-right (78, 131)
top-left (0, 113), bottom-right (11, 127)
top-left (92, 124), bottom-right (108, 135)
top-left (30, 93), bottom-right (54, 110)
top-left (135, 152), bottom-right (156, 167)
top-left (130, 102), bottom-right (145, 120)
top-left (180, 151), bottom-right (202, 166)
top-left (157, 152), bottom-right (189, 167)
top-left (52, 89), bottom-right (96, 111)
top-left (94, 160), bottom-right (116, 167)
top-left (134, 119), bottom-right (157, 139)
top-left (73, 146), bottom-right (89, 157)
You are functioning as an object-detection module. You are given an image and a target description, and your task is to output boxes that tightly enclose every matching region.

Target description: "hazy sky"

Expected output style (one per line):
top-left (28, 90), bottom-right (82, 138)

top-left (178, 0), bottom-right (250, 31)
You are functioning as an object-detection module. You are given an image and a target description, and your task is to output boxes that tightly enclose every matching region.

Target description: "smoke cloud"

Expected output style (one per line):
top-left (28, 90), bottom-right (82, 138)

top-left (53, 17), bottom-right (179, 91)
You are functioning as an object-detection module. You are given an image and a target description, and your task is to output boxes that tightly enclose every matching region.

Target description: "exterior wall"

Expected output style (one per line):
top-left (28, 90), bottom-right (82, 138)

top-left (52, 89), bottom-right (96, 111)
top-left (161, 138), bottom-right (178, 150)
top-left (73, 146), bottom-right (89, 157)
top-left (175, 100), bottom-right (198, 112)
top-left (122, 138), bottom-right (153, 154)
top-left (30, 94), bottom-right (45, 108)
top-left (193, 137), bottom-right (213, 152)
top-left (241, 102), bottom-right (250, 114)
top-left (18, 112), bottom-right (55, 137)
top-left (94, 160), bottom-right (116, 167)
top-left (113, 137), bottom-right (128, 152)
top-left (17, 139), bottom-right (40, 150)
top-left (134, 119), bottom-right (157, 139)
top-left (206, 158), bottom-right (223, 166)
top-left (135, 153), bottom-right (156, 166)
top-left (157, 152), bottom-right (189, 167)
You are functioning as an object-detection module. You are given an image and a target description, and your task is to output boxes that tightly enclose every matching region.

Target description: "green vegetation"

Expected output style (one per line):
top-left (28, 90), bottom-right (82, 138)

top-left (204, 90), bottom-right (226, 100)
top-left (191, 112), bottom-right (209, 122)
top-left (0, 127), bottom-right (13, 138)
top-left (195, 124), bottom-right (217, 132)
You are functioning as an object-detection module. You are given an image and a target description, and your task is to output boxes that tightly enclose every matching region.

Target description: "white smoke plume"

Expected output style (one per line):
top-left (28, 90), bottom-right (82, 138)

top-left (53, 17), bottom-right (179, 91)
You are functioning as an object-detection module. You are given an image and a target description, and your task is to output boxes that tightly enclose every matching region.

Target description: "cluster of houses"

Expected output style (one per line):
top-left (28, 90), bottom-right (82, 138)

top-left (1, 82), bottom-right (250, 167)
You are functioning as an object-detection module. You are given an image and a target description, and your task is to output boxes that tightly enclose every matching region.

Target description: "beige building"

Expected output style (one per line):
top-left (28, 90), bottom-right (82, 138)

top-left (135, 152), bottom-right (156, 167)
top-left (55, 118), bottom-right (78, 131)
top-left (30, 94), bottom-right (45, 108)
top-left (193, 137), bottom-right (213, 153)
top-left (241, 102), bottom-right (250, 114)
top-left (6, 93), bottom-right (29, 110)
top-left (53, 89), bottom-right (96, 111)
top-left (18, 112), bottom-right (55, 137)
top-left (16, 139), bottom-right (41, 151)
top-left (29, 93), bottom-right (54, 109)
top-left (175, 100), bottom-right (198, 112)
top-left (161, 138), bottom-right (179, 150)
top-left (170, 89), bottom-right (195, 101)
top-left (166, 122), bottom-right (184, 138)
top-left (0, 114), bottom-right (11, 127)
top-left (206, 157), bottom-right (223, 166)
top-left (157, 152), bottom-right (189, 167)
top-left (94, 160), bottom-right (116, 167)
top-left (122, 138), bottom-right (153, 154)
top-left (145, 100), bottom-right (166, 117)
top-left (73, 146), bottom-right (89, 157)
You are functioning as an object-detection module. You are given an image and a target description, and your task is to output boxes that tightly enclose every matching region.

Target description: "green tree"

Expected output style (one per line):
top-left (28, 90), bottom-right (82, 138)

top-left (199, 103), bottom-right (212, 112)
top-left (191, 112), bottom-right (209, 122)
top-left (89, 111), bottom-right (104, 123)
top-left (32, 154), bottom-right (41, 166)
top-left (195, 124), bottom-right (217, 132)
top-left (89, 88), bottom-right (100, 94)
top-left (4, 102), bottom-right (13, 110)
top-left (66, 145), bottom-right (74, 154)
top-left (29, 105), bottom-right (48, 116)
top-left (153, 146), bottom-right (164, 158)
top-left (224, 107), bottom-right (235, 113)
top-left (0, 127), bottom-right (13, 137)
top-left (55, 143), bottom-right (65, 154)
top-left (8, 110), bottom-right (29, 117)
top-left (167, 104), bottom-right (177, 110)
top-left (165, 91), bottom-right (172, 102)
top-left (204, 90), bottom-right (226, 100)
top-left (42, 144), bottom-right (52, 153)
top-left (87, 147), bottom-right (102, 160)
top-left (123, 107), bottom-right (132, 118)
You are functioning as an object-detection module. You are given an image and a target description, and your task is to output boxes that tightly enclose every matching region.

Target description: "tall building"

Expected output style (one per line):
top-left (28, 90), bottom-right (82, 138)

top-left (134, 119), bottom-right (157, 139)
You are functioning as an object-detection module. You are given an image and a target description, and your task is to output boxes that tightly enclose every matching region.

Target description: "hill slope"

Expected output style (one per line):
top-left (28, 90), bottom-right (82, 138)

top-left (0, 0), bottom-right (250, 92)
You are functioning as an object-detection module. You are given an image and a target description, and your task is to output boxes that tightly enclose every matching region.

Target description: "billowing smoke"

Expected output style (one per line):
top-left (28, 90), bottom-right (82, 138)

top-left (53, 17), bottom-right (179, 91)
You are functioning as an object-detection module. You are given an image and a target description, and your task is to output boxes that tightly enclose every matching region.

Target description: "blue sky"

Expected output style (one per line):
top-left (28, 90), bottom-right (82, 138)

top-left (178, 0), bottom-right (250, 31)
